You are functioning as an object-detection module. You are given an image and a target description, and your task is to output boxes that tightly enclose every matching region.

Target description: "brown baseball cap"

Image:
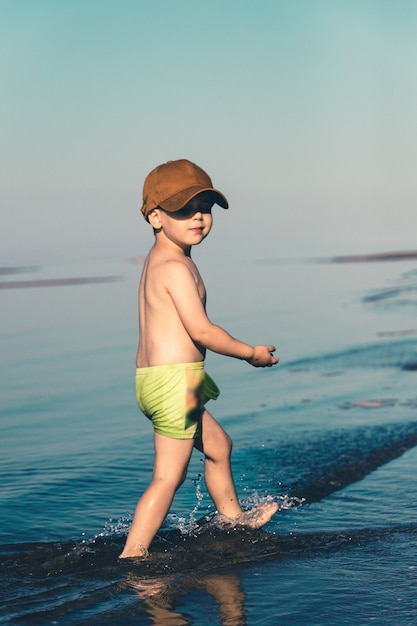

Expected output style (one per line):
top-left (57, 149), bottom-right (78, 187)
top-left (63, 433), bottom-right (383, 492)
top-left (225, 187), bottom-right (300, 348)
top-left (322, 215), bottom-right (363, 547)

top-left (141, 159), bottom-right (229, 221)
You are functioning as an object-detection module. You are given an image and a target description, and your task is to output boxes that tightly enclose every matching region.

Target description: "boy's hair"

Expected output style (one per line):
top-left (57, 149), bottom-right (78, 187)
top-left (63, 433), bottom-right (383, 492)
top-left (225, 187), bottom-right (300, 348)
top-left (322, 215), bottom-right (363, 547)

top-left (141, 159), bottom-right (228, 222)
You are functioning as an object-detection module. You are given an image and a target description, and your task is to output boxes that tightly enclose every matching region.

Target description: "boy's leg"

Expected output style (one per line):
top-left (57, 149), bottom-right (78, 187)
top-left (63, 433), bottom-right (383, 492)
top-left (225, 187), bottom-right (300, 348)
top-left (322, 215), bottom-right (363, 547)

top-left (197, 409), bottom-right (278, 527)
top-left (195, 409), bottom-right (242, 518)
top-left (119, 433), bottom-right (194, 558)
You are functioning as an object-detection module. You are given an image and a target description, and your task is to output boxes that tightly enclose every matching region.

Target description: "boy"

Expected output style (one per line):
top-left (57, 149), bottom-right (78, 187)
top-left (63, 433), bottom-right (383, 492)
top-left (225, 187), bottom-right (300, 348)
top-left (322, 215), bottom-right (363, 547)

top-left (120, 159), bottom-right (279, 559)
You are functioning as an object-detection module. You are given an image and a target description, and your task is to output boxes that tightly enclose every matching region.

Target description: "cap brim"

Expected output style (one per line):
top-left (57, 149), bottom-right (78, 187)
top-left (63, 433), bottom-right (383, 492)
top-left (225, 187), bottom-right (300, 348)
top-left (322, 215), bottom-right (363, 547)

top-left (159, 186), bottom-right (228, 212)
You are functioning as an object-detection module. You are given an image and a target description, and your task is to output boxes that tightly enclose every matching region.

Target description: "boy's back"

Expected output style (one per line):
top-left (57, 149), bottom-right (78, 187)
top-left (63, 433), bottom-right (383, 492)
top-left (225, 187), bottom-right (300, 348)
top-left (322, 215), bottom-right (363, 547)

top-left (136, 239), bottom-right (207, 368)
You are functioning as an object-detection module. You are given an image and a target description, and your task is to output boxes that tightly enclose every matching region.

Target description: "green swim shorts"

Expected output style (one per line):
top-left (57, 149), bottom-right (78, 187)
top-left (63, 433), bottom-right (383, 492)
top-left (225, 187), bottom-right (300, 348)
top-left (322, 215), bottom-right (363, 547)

top-left (135, 361), bottom-right (220, 440)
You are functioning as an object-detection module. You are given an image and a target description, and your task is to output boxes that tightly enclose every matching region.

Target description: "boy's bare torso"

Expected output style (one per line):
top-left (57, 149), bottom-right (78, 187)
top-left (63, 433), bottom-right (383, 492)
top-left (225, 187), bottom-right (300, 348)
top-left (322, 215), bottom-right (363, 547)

top-left (136, 244), bottom-right (206, 368)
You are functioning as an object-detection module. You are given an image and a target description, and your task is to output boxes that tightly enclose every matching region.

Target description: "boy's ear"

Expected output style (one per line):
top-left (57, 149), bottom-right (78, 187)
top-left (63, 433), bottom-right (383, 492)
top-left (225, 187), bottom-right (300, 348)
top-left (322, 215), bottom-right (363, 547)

top-left (148, 208), bottom-right (162, 229)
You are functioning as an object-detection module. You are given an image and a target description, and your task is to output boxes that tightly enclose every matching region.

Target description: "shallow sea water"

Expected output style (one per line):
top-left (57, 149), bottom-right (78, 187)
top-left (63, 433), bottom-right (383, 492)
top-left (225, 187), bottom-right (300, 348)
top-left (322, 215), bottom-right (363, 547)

top-left (1, 243), bottom-right (417, 625)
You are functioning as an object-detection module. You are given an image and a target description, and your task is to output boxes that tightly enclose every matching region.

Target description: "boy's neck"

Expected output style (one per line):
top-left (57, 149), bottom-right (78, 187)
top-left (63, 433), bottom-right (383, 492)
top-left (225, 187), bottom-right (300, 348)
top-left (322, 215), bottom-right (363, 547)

top-left (154, 234), bottom-right (192, 258)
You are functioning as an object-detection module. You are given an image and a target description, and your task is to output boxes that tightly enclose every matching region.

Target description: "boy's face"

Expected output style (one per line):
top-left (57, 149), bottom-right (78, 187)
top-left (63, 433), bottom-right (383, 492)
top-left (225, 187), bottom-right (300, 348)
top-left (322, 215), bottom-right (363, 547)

top-left (171, 195), bottom-right (213, 220)
top-left (149, 194), bottom-right (214, 248)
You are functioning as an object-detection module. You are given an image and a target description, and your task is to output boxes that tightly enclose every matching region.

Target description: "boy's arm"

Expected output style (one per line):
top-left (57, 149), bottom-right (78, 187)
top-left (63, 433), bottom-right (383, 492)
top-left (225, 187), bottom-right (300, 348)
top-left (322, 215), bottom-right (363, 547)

top-left (165, 262), bottom-right (278, 367)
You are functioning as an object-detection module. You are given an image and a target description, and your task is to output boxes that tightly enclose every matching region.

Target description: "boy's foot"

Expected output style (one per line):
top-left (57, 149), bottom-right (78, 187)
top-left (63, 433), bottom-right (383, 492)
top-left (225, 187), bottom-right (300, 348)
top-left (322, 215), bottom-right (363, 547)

top-left (119, 544), bottom-right (149, 560)
top-left (217, 502), bottom-right (279, 529)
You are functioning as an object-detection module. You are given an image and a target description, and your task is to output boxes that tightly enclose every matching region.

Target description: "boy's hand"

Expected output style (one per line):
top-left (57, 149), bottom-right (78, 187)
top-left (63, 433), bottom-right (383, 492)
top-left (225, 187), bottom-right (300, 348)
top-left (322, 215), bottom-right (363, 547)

top-left (247, 345), bottom-right (279, 367)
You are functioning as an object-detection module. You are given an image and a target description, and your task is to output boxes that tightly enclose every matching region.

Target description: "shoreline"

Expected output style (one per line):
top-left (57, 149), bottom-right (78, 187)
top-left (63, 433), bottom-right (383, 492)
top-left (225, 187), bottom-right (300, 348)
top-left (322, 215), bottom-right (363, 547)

top-left (331, 250), bottom-right (417, 263)
top-left (0, 276), bottom-right (122, 289)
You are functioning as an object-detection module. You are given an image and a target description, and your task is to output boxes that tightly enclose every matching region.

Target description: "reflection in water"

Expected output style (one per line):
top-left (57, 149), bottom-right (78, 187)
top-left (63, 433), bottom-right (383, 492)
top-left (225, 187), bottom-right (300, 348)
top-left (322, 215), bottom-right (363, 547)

top-left (125, 569), bottom-right (246, 625)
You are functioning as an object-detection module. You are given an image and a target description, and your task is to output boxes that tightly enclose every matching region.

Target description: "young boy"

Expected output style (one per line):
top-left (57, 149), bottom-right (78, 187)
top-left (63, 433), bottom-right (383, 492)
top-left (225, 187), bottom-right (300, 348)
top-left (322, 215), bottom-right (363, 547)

top-left (120, 159), bottom-right (279, 559)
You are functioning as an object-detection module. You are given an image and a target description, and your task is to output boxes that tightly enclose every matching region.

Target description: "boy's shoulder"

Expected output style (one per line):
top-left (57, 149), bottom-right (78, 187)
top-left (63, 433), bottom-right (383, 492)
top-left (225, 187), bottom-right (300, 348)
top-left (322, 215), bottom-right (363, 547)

top-left (146, 249), bottom-right (197, 282)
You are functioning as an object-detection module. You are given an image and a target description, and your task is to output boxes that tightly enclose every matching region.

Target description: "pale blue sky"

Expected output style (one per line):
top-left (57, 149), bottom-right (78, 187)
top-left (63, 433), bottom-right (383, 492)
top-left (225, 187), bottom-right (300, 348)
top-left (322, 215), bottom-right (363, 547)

top-left (1, 0), bottom-right (416, 263)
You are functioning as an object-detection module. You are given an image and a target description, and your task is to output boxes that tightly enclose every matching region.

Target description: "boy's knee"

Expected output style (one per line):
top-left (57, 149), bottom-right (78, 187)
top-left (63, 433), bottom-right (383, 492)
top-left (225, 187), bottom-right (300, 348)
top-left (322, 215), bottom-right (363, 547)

top-left (154, 470), bottom-right (187, 490)
top-left (177, 469), bottom-right (188, 487)
top-left (218, 432), bottom-right (233, 459)
top-left (225, 433), bottom-right (233, 454)
top-left (207, 432), bottom-right (233, 462)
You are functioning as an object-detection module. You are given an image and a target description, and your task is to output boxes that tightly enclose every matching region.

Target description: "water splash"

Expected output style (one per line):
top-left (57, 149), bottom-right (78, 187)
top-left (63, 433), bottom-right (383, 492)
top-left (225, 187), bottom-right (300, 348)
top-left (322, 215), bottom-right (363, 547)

top-left (244, 491), bottom-right (305, 511)
top-left (42, 514), bottom-right (135, 570)
top-left (99, 515), bottom-right (132, 538)
top-left (171, 491), bottom-right (305, 537)
top-left (176, 473), bottom-right (205, 535)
